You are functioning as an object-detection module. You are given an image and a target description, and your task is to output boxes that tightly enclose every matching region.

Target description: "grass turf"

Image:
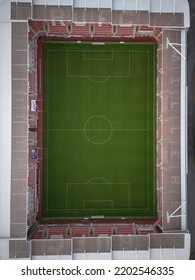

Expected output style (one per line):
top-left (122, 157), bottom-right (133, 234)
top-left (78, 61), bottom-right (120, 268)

top-left (42, 41), bottom-right (156, 220)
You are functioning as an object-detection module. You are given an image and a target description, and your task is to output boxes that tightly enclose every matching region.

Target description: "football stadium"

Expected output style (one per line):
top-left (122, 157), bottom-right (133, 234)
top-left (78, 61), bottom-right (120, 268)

top-left (0, 0), bottom-right (191, 259)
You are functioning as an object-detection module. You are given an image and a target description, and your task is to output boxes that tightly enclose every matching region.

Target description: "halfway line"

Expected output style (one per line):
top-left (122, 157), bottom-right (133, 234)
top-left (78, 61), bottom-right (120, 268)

top-left (47, 128), bottom-right (148, 131)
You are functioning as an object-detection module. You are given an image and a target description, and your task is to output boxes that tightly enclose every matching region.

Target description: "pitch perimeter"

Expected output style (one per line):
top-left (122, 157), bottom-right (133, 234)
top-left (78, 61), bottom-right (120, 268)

top-left (42, 41), bottom-right (156, 220)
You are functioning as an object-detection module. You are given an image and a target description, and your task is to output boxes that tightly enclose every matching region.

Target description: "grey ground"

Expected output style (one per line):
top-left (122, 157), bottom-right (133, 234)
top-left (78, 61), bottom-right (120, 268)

top-left (187, 0), bottom-right (195, 259)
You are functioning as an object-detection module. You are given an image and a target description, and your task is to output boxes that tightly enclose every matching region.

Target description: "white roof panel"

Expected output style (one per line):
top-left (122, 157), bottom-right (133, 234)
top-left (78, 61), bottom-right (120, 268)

top-left (60, 0), bottom-right (73, 5)
top-left (99, 0), bottom-right (112, 9)
top-left (32, 0), bottom-right (45, 4)
top-left (124, 0), bottom-right (136, 10)
top-left (44, 0), bottom-right (60, 5)
top-left (74, 0), bottom-right (86, 8)
top-left (112, 0), bottom-right (123, 10)
top-left (137, 0), bottom-right (149, 11)
top-left (86, 0), bottom-right (98, 9)
top-left (0, 0), bottom-right (11, 21)
top-left (150, 0), bottom-right (189, 13)
top-left (0, 22), bottom-right (12, 238)
top-left (34, 0), bottom-right (73, 5)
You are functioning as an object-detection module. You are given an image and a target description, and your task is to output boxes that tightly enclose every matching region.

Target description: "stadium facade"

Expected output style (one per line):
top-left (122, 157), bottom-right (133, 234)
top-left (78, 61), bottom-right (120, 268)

top-left (0, 0), bottom-right (191, 260)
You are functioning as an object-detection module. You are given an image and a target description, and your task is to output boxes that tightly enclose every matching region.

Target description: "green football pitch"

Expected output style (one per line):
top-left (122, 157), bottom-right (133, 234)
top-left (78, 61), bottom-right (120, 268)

top-left (42, 41), bottom-right (156, 220)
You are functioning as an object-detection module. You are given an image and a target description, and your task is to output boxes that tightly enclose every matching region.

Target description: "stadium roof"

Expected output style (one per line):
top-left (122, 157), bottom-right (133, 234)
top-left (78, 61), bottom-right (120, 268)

top-left (0, 0), bottom-right (190, 28)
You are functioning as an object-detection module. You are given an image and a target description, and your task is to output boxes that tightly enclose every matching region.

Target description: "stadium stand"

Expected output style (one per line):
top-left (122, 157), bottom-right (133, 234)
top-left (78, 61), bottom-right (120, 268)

top-left (11, 21), bottom-right (29, 239)
top-left (115, 224), bottom-right (136, 235)
top-left (156, 29), bottom-right (184, 231)
top-left (0, 0), bottom-right (190, 260)
top-left (72, 23), bottom-right (90, 35)
top-left (94, 23), bottom-right (112, 36)
top-left (116, 26), bottom-right (135, 37)
top-left (93, 225), bottom-right (113, 236)
top-left (31, 239), bottom-right (72, 258)
top-left (70, 225), bottom-right (92, 238)
top-left (33, 225), bottom-right (46, 239)
top-left (47, 225), bottom-right (68, 239)
top-left (137, 228), bottom-right (154, 235)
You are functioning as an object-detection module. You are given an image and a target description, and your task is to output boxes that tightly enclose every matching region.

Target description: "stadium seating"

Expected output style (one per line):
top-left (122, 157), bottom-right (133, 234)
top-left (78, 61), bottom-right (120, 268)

top-left (70, 226), bottom-right (91, 237)
top-left (33, 225), bottom-right (46, 239)
top-left (47, 21), bottom-right (67, 35)
top-left (116, 26), bottom-right (135, 37)
top-left (115, 224), bottom-right (136, 235)
top-left (155, 28), bottom-right (162, 38)
top-left (47, 225), bottom-right (68, 239)
top-left (72, 23), bottom-right (90, 36)
top-left (28, 20), bottom-right (163, 238)
top-left (29, 20), bottom-right (42, 34)
top-left (31, 224), bottom-right (141, 239)
top-left (29, 19), bottom-right (164, 40)
top-left (156, 30), bottom-right (182, 231)
top-left (93, 225), bottom-right (114, 236)
top-left (94, 24), bottom-right (112, 36)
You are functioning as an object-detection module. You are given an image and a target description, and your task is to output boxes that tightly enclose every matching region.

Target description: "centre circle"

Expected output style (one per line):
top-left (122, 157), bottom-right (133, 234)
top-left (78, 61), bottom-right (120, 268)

top-left (84, 115), bottom-right (113, 144)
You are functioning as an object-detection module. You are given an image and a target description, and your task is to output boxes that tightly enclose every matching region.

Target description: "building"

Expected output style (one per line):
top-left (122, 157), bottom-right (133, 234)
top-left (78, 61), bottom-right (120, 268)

top-left (0, 0), bottom-right (190, 260)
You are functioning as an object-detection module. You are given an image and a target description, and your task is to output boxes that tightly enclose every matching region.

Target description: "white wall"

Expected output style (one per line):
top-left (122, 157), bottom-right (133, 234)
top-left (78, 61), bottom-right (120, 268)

top-left (0, 22), bottom-right (12, 238)
top-left (72, 253), bottom-right (111, 260)
top-left (112, 250), bottom-right (150, 260)
top-left (0, 239), bottom-right (9, 259)
top-left (0, 0), bottom-right (11, 21)
top-left (32, 255), bottom-right (72, 260)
